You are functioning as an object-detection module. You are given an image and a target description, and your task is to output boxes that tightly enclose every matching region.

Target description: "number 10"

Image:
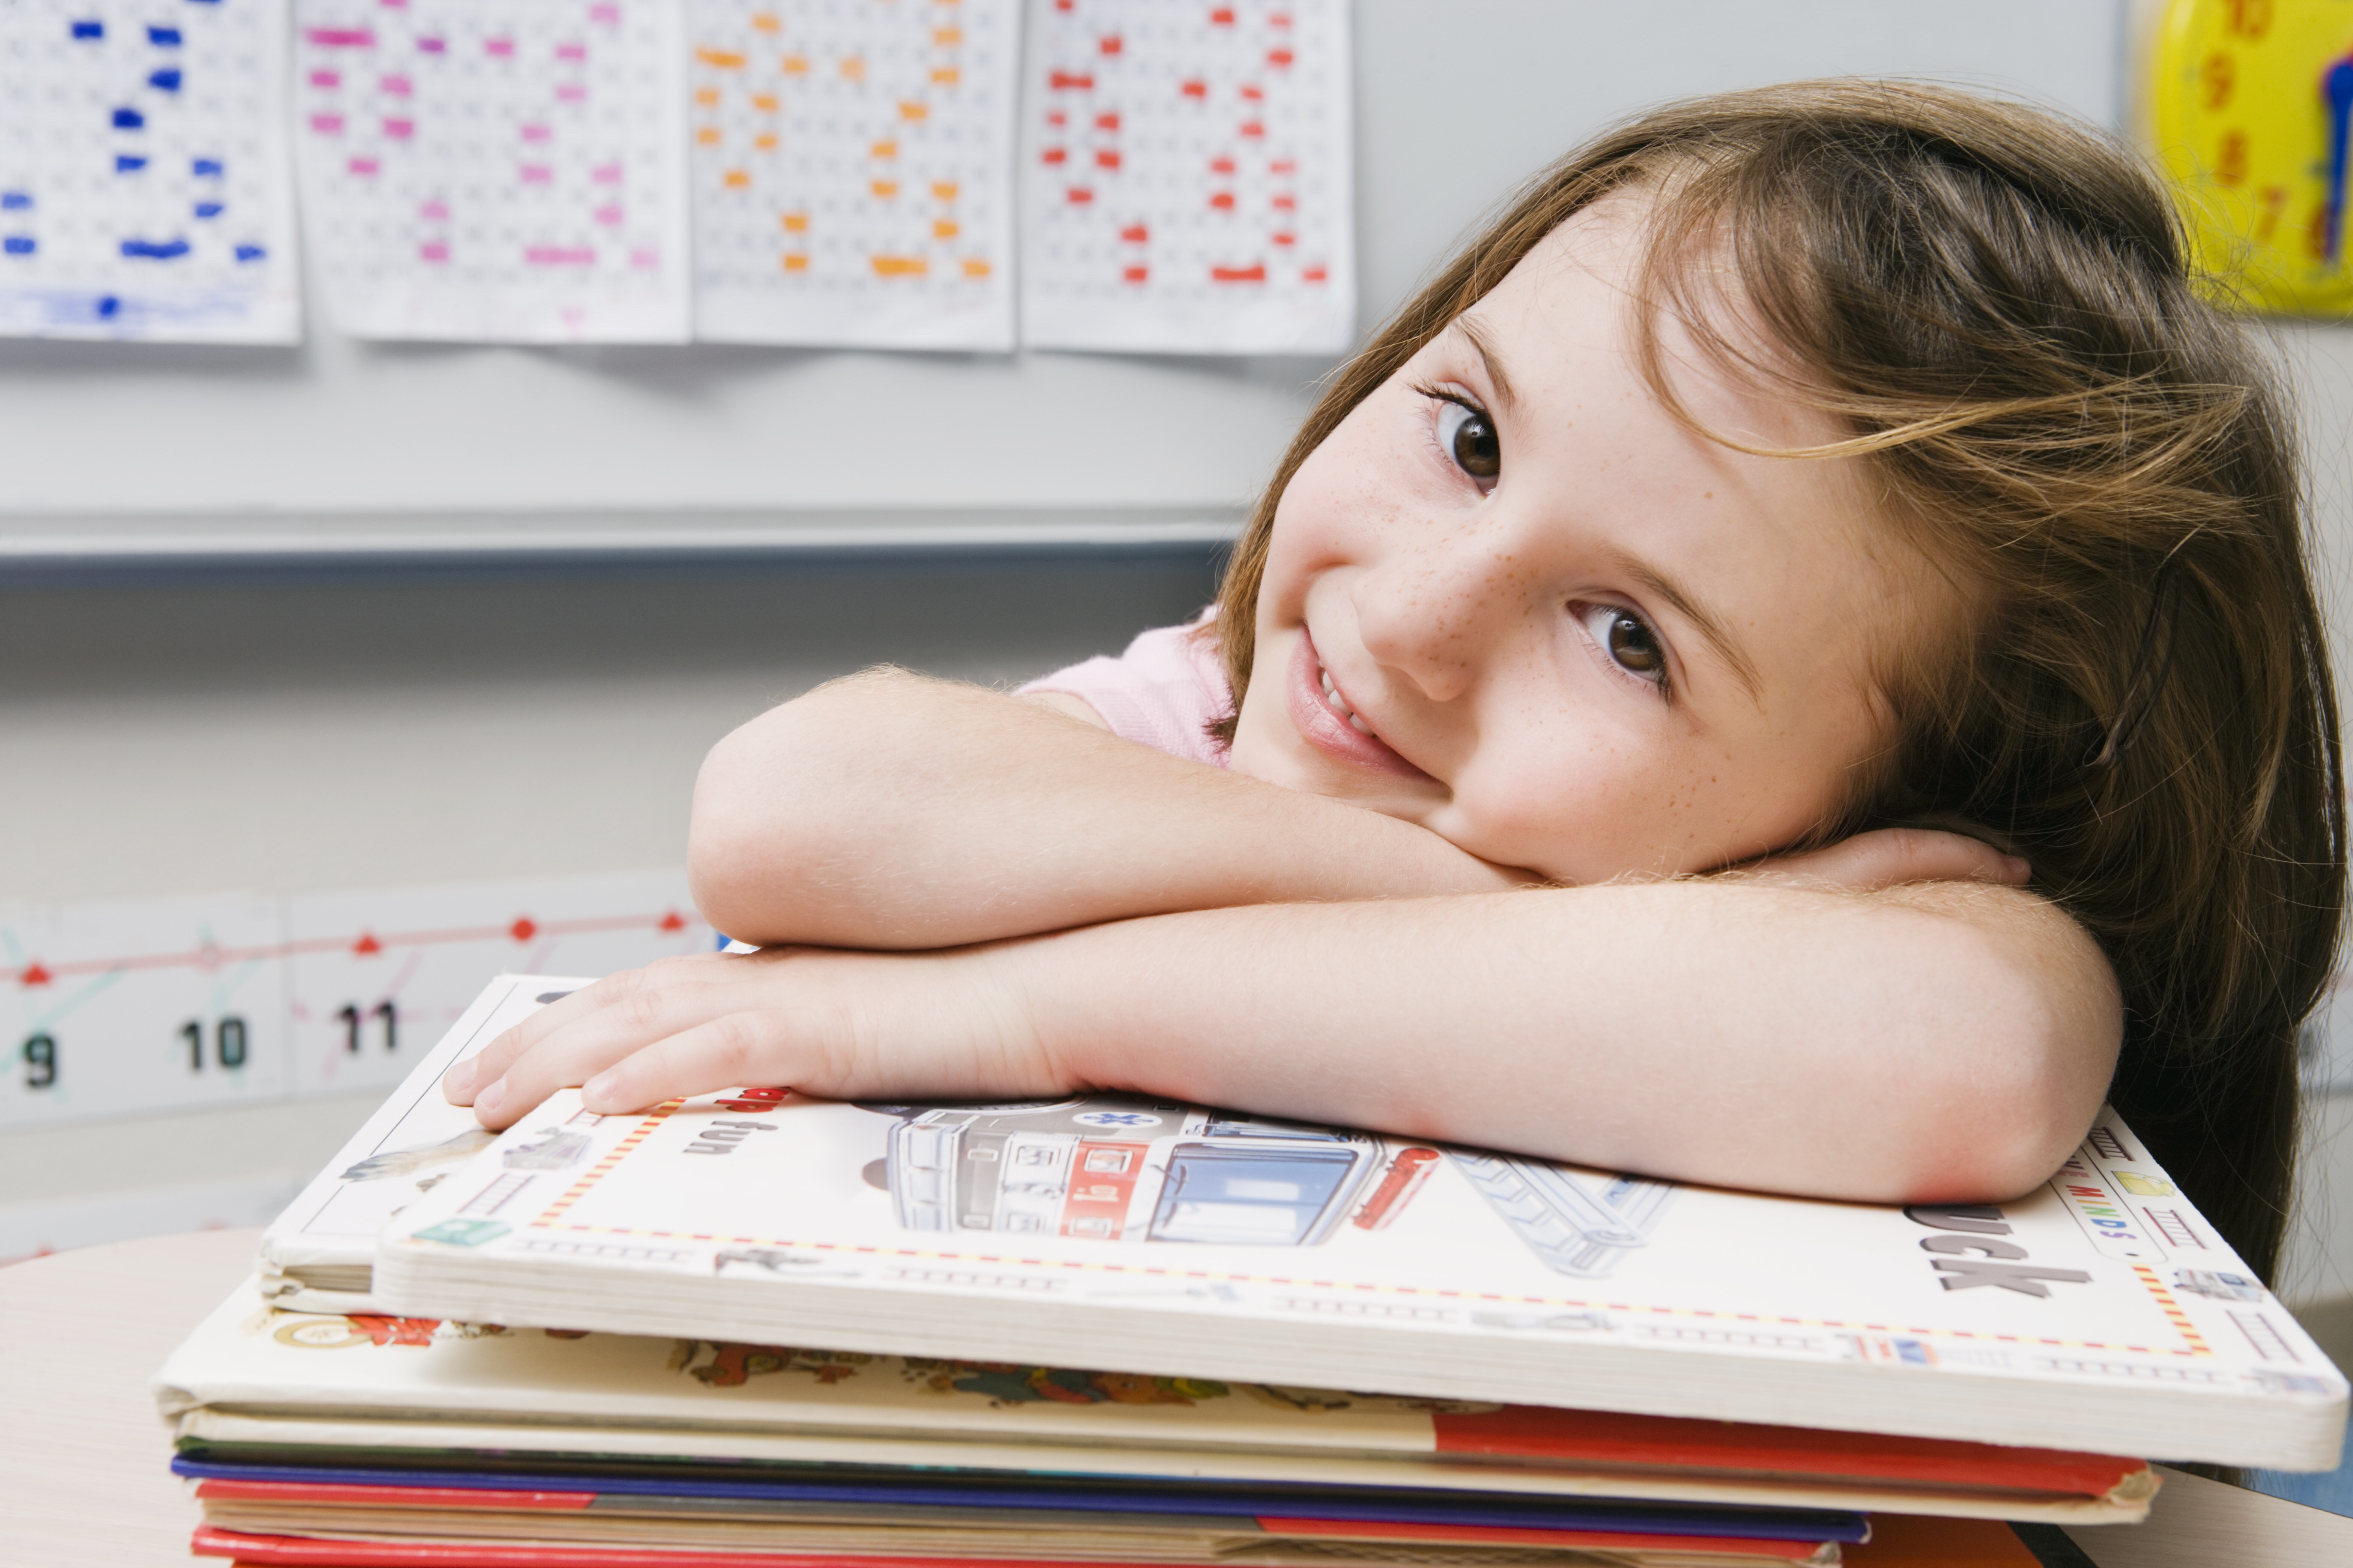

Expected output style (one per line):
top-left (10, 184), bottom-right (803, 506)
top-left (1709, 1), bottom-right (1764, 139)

top-left (182, 1017), bottom-right (249, 1071)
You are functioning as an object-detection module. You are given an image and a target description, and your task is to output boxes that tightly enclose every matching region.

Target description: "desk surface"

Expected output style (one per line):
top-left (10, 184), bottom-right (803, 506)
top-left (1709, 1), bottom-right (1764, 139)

top-left (4, 1227), bottom-right (2351, 1568)
top-left (0, 1227), bottom-right (259, 1567)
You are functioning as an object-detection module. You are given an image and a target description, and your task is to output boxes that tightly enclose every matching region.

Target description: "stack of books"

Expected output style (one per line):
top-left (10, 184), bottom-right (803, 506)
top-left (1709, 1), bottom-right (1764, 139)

top-left (155, 975), bottom-right (2350, 1568)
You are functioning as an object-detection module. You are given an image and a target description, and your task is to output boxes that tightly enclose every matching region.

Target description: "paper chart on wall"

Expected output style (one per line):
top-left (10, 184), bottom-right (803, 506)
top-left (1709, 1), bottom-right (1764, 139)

top-left (687, 0), bottom-right (1017, 348)
top-left (291, 0), bottom-right (691, 341)
top-left (1019, 0), bottom-right (1352, 356)
top-left (0, 0), bottom-right (301, 342)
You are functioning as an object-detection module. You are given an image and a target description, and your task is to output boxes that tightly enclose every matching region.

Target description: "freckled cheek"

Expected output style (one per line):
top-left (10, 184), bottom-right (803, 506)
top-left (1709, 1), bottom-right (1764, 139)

top-left (1272, 431), bottom-right (1403, 562)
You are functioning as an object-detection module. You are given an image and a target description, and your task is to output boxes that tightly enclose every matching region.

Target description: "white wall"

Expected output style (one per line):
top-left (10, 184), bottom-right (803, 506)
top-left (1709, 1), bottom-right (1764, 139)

top-left (0, 0), bottom-right (2124, 530)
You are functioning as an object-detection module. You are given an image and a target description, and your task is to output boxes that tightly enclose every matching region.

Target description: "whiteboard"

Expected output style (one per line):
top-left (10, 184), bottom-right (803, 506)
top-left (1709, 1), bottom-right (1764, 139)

top-left (0, 0), bottom-right (2125, 565)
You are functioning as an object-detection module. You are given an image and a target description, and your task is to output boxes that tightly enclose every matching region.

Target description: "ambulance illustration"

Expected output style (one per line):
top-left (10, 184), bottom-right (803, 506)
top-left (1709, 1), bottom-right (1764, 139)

top-left (871, 1096), bottom-right (1436, 1247)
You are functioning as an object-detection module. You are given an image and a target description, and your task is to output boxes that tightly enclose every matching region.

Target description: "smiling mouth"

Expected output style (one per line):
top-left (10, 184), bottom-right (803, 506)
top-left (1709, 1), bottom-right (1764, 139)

top-left (1288, 629), bottom-right (1434, 781)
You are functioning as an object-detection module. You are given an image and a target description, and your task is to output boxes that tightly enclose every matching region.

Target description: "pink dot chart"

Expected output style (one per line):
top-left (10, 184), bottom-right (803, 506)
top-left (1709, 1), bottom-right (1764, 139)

top-left (291, 0), bottom-right (692, 341)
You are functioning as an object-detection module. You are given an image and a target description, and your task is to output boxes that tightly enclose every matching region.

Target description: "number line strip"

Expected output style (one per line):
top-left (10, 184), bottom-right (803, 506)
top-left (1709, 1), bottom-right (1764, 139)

top-left (13, 910), bottom-right (693, 987)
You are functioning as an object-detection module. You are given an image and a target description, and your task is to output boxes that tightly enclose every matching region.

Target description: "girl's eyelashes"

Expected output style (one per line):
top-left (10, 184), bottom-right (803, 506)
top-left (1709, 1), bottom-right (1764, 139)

top-left (1576, 602), bottom-right (1672, 696)
top-left (1414, 384), bottom-right (1500, 487)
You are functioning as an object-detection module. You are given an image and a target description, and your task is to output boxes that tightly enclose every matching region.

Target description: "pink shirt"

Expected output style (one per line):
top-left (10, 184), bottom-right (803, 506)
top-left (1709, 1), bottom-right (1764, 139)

top-left (1019, 614), bottom-right (1234, 767)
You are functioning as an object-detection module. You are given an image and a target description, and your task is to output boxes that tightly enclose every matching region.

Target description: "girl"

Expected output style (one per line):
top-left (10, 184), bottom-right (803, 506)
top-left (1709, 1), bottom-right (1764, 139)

top-left (450, 82), bottom-right (2343, 1281)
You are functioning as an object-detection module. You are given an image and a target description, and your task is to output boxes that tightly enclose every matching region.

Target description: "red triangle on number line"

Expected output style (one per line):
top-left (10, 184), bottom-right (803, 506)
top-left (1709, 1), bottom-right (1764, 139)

top-left (659, 910), bottom-right (687, 933)
top-left (510, 917), bottom-right (538, 942)
top-left (19, 961), bottom-right (50, 987)
top-left (352, 932), bottom-right (382, 955)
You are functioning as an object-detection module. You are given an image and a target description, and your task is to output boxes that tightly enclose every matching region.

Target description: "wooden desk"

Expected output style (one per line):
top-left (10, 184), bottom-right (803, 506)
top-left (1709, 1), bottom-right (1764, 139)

top-left (0, 1227), bottom-right (258, 1567)
top-left (3, 1227), bottom-right (2348, 1567)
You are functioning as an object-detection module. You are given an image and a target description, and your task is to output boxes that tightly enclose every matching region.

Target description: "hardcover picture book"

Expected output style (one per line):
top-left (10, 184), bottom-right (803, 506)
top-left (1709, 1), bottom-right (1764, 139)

top-left (258, 974), bottom-right (588, 1311)
top-left (365, 1044), bottom-right (2350, 1469)
top-left (152, 1282), bottom-right (2156, 1525)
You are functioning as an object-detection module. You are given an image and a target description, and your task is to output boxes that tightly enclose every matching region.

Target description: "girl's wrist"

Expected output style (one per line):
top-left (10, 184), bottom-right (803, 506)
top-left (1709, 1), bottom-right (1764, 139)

top-left (999, 919), bottom-right (1176, 1101)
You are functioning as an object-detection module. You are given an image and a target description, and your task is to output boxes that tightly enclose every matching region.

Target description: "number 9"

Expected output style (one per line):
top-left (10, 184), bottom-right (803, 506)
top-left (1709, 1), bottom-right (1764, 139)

top-left (22, 1033), bottom-right (57, 1090)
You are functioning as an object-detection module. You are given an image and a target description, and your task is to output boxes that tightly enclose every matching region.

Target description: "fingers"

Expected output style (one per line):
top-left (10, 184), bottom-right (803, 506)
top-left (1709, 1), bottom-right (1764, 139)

top-left (1750, 829), bottom-right (2030, 893)
top-left (444, 954), bottom-right (743, 1129)
top-left (432, 942), bottom-right (1058, 1136)
top-left (442, 976), bottom-right (622, 1104)
top-left (579, 1005), bottom-right (851, 1117)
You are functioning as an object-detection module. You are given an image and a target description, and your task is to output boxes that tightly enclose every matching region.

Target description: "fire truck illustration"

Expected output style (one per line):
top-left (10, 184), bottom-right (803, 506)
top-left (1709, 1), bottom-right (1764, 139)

top-left (869, 1096), bottom-right (1437, 1246)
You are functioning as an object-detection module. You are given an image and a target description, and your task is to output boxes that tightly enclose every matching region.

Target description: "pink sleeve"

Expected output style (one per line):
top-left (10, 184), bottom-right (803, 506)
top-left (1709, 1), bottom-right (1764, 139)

top-left (1017, 614), bottom-right (1234, 768)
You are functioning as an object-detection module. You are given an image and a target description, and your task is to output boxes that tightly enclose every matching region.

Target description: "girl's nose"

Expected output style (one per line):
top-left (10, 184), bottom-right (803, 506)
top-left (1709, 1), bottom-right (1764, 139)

top-left (1352, 527), bottom-right (1519, 704)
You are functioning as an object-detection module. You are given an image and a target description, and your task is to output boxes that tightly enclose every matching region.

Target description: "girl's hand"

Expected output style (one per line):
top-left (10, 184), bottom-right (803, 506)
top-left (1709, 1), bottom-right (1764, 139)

top-left (442, 946), bottom-right (1060, 1131)
top-left (1742, 828), bottom-right (2030, 892)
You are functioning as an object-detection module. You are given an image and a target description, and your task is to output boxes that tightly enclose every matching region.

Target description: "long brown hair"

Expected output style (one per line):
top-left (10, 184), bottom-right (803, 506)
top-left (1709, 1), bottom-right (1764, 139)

top-left (1211, 81), bottom-right (2343, 1280)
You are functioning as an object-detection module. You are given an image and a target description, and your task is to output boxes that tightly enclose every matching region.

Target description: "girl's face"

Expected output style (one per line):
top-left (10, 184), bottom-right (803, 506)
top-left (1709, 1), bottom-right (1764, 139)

top-left (1228, 197), bottom-right (1938, 882)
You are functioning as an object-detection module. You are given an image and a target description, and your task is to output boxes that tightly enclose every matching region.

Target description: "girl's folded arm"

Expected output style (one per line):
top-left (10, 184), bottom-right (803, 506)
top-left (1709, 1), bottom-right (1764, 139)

top-left (687, 669), bottom-right (2021, 949)
top-left (1018, 877), bottom-right (2122, 1204)
top-left (686, 666), bottom-right (1532, 950)
top-left (460, 873), bottom-right (2118, 1205)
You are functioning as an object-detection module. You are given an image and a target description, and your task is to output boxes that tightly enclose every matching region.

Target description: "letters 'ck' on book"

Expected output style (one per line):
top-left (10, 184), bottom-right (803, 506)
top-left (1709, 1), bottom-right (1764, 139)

top-left (368, 1014), bottom-right (2350, 1471)
top-left (1018, 0), bottom-right (1355, 354)
top-left (0, 0), bottom-right (301, 341)
top-left (686, 0), bottom-right (1019, 349)
top-left (291, 0), bottom-right (691, 341)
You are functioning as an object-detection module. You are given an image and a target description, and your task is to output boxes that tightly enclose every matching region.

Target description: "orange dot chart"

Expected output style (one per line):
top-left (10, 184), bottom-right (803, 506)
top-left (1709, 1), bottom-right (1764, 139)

top-left (0, 871), bottom-right (713, 1131)
top-left (291, 0), bottom-right (693, 341)
top-left (1019, 0), bottom-right (1352, 354)
top-left (0, 0), bottom-right (300, 342)
top-left (687, 0), bottom-right (1018, 348)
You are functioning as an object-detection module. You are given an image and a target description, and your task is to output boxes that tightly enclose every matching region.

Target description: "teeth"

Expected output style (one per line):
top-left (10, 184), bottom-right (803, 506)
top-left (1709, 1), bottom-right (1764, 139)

top-left (1316, 661), bottom-right (1371, 733)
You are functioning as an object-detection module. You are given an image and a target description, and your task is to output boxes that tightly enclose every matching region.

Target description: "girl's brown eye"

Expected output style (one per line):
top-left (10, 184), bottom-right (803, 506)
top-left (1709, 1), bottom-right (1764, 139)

top-left (1606, 612), bottom-right (1663, 675)
top-left (1436, 400), bottom-right (1500, 480)
top-left (1578, 603), bottom-right (1666, 685)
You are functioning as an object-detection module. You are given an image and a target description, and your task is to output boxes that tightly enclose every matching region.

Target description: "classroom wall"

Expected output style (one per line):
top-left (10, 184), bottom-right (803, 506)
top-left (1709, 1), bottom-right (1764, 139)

top-left (17, 0), bottom-right (2353, 1308)
top-left (0, 0), bottom-right (2124, 537)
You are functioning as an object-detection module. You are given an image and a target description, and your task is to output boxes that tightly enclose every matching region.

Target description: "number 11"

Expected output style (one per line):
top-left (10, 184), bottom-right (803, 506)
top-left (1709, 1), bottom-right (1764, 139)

top-left (337, 1000), bottom-right (398, 1054)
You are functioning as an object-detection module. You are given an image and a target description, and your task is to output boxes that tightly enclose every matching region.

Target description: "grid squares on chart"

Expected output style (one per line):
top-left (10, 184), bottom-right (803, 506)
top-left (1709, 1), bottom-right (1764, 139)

top-left (292, 0), bottom-right (690, 341)
top-left (0, 0), bottom-right (299, 341)
top-left (687, 0), bottom-right (1016, 348)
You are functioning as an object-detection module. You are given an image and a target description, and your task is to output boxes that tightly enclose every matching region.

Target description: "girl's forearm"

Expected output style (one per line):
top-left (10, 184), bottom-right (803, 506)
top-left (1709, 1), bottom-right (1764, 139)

top-left (1021, 879), bottom-right (2121, 1204)
top-left (688, 668), bottom-right (1527, 949)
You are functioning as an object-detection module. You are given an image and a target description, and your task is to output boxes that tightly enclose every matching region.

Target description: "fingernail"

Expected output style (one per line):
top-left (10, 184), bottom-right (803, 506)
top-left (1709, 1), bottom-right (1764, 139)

top-left (583, 1072), bottom-right (617, 1106)
top-left (2002, 856), bottom-right (2031, 881)
top-left (474, 1079), bottom-right (505, 1118)
top-left (444, 1062), bottom-right (475, 1097)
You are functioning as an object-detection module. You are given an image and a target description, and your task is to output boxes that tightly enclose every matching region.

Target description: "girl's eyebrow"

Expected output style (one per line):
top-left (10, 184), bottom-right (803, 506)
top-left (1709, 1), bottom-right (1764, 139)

top-left (1613, 552), bottom-right (1765, 707)
top-left (1454, 318), bottom-right (1520, 415)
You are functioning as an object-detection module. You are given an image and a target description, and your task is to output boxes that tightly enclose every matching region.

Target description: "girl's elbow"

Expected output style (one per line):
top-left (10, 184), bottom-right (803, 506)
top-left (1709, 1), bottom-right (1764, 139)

top-left (1854, 907), bottom-right (2136, 1203)
top-left (686, 711), bottom-right (831, 942)
top-left (1896, 938), bottom-right (2121, 1204)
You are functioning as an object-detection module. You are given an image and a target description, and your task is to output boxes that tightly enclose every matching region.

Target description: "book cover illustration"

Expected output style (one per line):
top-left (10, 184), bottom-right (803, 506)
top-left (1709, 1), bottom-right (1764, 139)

top-left (861, 1097), bottom-right (1671, 1278)
top-left (375, 1081), bottom-right (2348, 1450)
